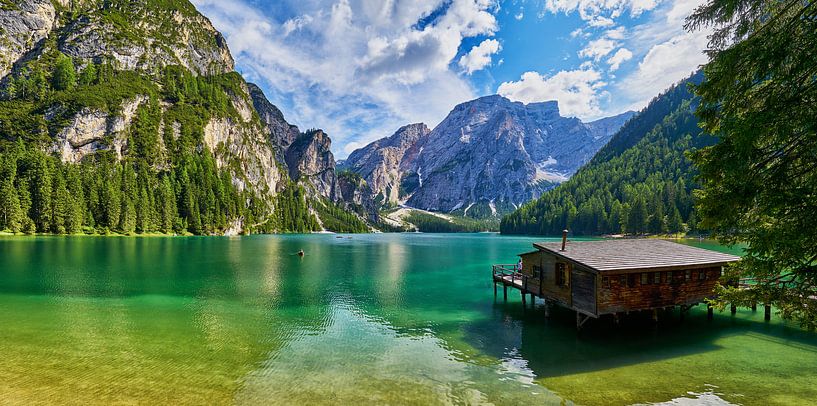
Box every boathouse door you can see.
[571,268,596,315]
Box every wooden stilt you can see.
[493,282,497,297]
[521,291,526,307]
[503,285,507,301]
[731,304,737,315]
[707,304,713,320]
[765,304,771,321]
[543,299,550,318]
[530,293,535,306]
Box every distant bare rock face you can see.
[58,3,234,75]
[285,129,341,201]
[248,83,300,162]
[336,172,380,223]
[341,123,430,206]
[344,95,634,216]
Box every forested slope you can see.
[0,0,367,235]
[500,72,714,236]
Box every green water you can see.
[0,234,815,405]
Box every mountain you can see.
[0,0,371,235]
[342,95,634,217]
[341,123,430,207]
[500,71,711,236]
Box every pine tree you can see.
[52,53,77,92]
[628,197,647,235]
[79,62,97,86]
[50,165,70,234]
[667,206,684,235]
[29,152,52,232]
[0,179,22,232]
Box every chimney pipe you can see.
[561,229,568,251]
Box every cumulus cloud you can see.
[497,68,606,118]
[543,0,660,20]
[458,39,501,74]
[192,0,499,157]
[538,0,712,115]
[616,31,709,107]
[578,37,617,60]
[606,48,633,71]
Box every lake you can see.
[1,234,815,405]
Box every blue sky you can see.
[191,0,711,158]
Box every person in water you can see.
[297,250,304,257]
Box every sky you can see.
[190,0,712,158]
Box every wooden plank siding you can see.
[520,251,572,307]
[571,268,596,315]
[597,267,722,314]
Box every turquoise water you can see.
[0,234,815,405]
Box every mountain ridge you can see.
[342,94,634,217]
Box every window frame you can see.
[555,263,567,287]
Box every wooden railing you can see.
[492,264,528,289]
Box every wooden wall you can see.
[597,267,722,314]
[520,251,573,307]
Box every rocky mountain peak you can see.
[344,94,635,217]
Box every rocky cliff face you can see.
[341,123,430,206]
[248,83,299,162]
[0,0,57,78]
[344,95,634,216]
[285,129,340,201]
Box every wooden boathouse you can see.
[493,235,741,329]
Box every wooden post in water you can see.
[731,304,737,315]
[707,304,714,320]
[503,285,507,301]
[765,304,771,321]
[493,282,497,297]
[543,299,550,318]
[530,293,535,307]
[521,290,526,307]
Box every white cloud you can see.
[616,30,708,107]
[606,47,633,71]
[192,0,500,158]
[578,37,617,60]
[543,0,660,21]
[497,68,606,119]
[459,39,501,74]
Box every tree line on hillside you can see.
[501,77,713,236]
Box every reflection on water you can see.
[0,234,814,405]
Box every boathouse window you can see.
[641,272,649,285]
[602,276,610,288]
[532,265,542,279]
[685,270,691,281]
[653,272,661,284]
[620,275,627,287]
[698,270,707,281]
[555,263,567,287]
[627,274,636,287]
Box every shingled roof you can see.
[532,239,741,272]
